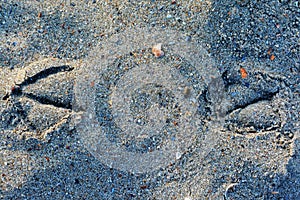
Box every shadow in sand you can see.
[0,1,103,69]
[204,0,299,74]
[2,123,194,199]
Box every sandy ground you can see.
[0,0,299,199]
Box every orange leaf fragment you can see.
[240,67,248,79]
[267,47,272,55]
[270,54,275,61]
[90,81,95,87]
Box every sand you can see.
[0,0,299,199]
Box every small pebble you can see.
[152,43,164,58]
